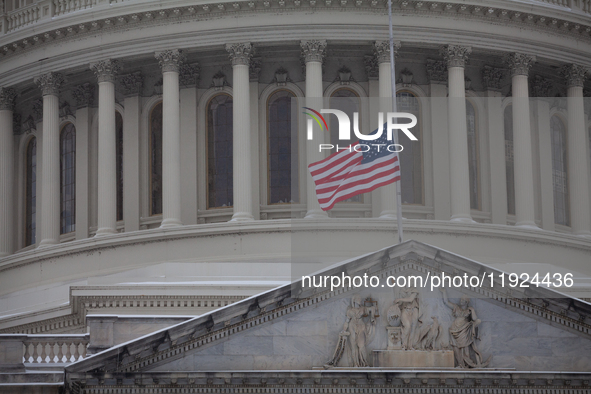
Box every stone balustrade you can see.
[0,334,89,370]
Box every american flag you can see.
[308,124,400,211]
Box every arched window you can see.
[207,94,233,209]
[116,111,123,221]
[551,115,569,226]
[150,102,163,216]
[60,123,76,234]
[396,91,423,205]
[466,100,480,210]
[330,88,362,203]
[504,105,515,216]
[268,90,298,204]
[25,138,37,246]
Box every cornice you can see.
[1,0,591,71]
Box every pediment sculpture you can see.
[324,287,491,369]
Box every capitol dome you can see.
[1,0,591,392]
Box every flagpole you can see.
[388,0,404,244]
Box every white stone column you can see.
[91,59,121,236]
[427,61,451,220]
[562,64,591,236]
[301,39,329,219]
[155,50,184,227]
[226,43,255,221]
[441,45,473,222]
[71,83,95,240]
[34,72,64,247]
[374,41,400,219]
[120,72,143,232]
[505,53,537,228]
[482,66,508,225]
[179,64,199,225]
[0,88,17,256]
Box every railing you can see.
[53,0,100,17]
[6,3,41,32]
[23,334,89,364]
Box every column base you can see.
[0,252,11,258]
[450,214,475,223]
[37,238,58,248]
[231,212,254,222]
[160,218,183,228]
[95,227,117,236]
[515,221,539,229]
[304,209,329,219]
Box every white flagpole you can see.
[388,0,404,244]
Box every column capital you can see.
[530,75,553,97]
[179,63,201,87]
[72,83,95,108]
[560,63,590,88]
[226,43,254,66]
[155,49,185,73]
[34,72,64,96]
[440,45,471,68]
[119,71,143,96]
[504,53,536,77]
[482,65,505,90]
[0,87,17,111]
[300,40,327,63]
[90,59,122,83]
[373,40,401,64]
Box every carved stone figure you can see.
[417,316,442,351]
[441,289,491,368]
[389,287,421,350]
[325,295,377,368]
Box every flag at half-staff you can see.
[308,124,400,211]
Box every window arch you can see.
[504,105,515,216]
[329,88,362,203]
[60,123,76,234]
[551,115,569,226]
[207,94,233,209]
[268,90,298,205]
[466,99,480,210]
[116,111,123,221]
[25,137,37,246]
[396,91,423,205]
[149,102,163,216]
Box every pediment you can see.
[67,240,591,376]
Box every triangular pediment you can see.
[66,240,591,376]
